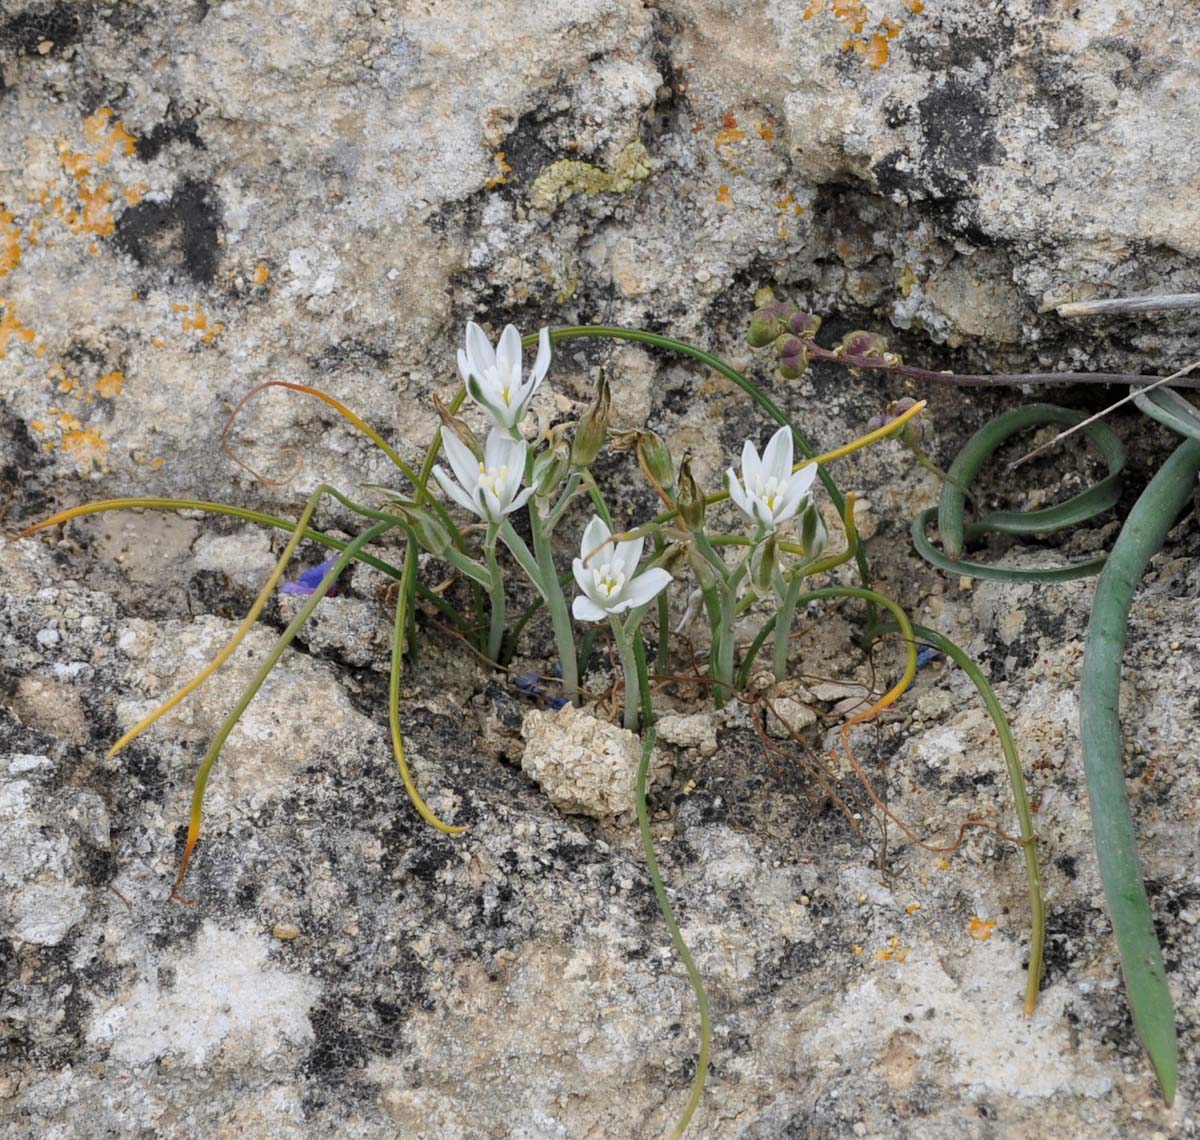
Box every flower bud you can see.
[532,442,571,497]
[796,501,827,564]
[570,372,610,467]
[866,397,924,443]
[676,457,706,531]
[402,508,453,556]
[839,330,889,359]
[636,430,675,495]
[750,532,779,595]
[788,310,822,339]
[776,339,810,381]
[433,394,483,460]
[747,299,794,348]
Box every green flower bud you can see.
[637,430,675,495]
[402,507,453,556]
[570,372,611,468]
[751,532,779,595]
[777,339,810,381]
[532,442,571,497]
[796,502,827,564]
[748,299,793,348]
[677,457,706,531]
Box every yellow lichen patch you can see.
[483,150,512,190]
[715,112,746,149]
[123,183,148,206]
[151,335,166,348]
[905,0,924,12]
[253,263,270,286]
[905,902,920,915]
[968,916,996,942]
[802,0,823,17]
[832,0,870,35]
[864,33,889,69]
[83,108,137,163]
[2,207,22,277]
[755,121,775,141]
[716,184,732,206]
[852,943,864,957]
[934,857,951,871]
[66,182,117,237]
[0,297,37,359]
[180,306,207,331]
[96,370,124,398]
[57,144,92,180]
[875,936,911,963]
[200,322,225,344]
[60,427,109,472]
[530,141,650,212]
[880,16,903,37]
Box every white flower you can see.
[571,516,672,622]
[725,425,817,532]
[458,321,551,432]
[433,428,534,524]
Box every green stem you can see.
[610,616,641,731]
[631,635,711,1138]
[483,526,506,662]
[772,574,804,682]
[1079,439,1200,1105]
[653,531,671,676]
[528,503,581,704]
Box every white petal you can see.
[617,567,672,610]
[572,594,610,622]
[788,461,818,498]
[479,483,502,522]
[726,469,753,520]
[496,325,523,382]
[761,425,793,482]
[457,347,475,386]
[433,466,481,517]
[507,486,535,515]
[442,430,480,490]
[615,534,645,582]
[579,515,611,567]
[465,321,496,371]
[741,438,761,486]
[571,557,593,596]
[751,497,776,530]
[530,326,552,384]
[466,374,512,428]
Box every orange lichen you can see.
[57,144,92,180]
[253,263,270,286]
[832,0,869,35]
[905,902,920,915]
[96,370,125,398]
[864,33,889,68]
[83,108,136,163]
[2,207,22,277]
[151,336,166,348]
[181,307,208,332]
[0,297,37,359]
[905,0,924,12]
[935,857,951,871]
[60,427,109,471]
[715,112,746,148]
[484,150,512,190]
[754,121,775,141]
[875,936,911,963]
[852,943,864,957]
[802,0,823,17]
[123,183,148,206]
[66,182,117,237]
[880,16,903,37]
[968,916,996,941]
[200,322,225,344]
[716,184,732,206]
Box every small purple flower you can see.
[280,555,343,598]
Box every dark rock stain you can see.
[114,179,222,285]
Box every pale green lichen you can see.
[530,141,650,212]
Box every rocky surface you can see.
[2,0,1199,1136]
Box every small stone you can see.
[36,40,53,55]
[272,923,301,940]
